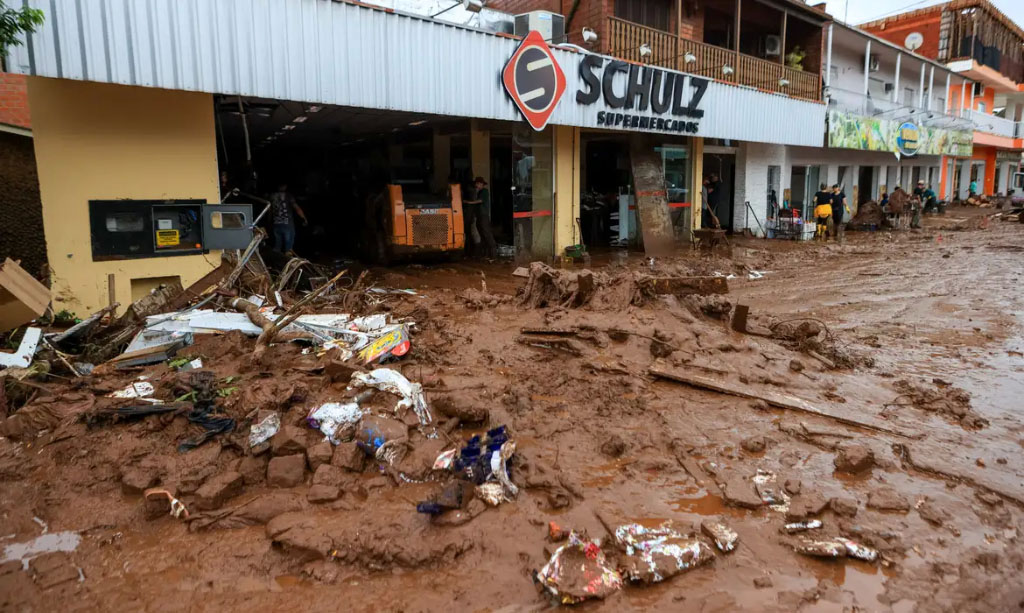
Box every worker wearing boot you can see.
[463,176,497,259]
[813,183,833,241]
[831,184,850,241]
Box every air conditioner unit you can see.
[514,11,566,44]
[868,54,881,72]
[764,35,782,56]
[884,83,894,93]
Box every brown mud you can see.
[2,207,1024,612]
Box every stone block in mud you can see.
[28,552,79,590]
[331,442,366,472]
[307,484,340,504]
[271,425,309,457]
[306,441,334,472]
[916,499,950,526]
[784,479,802,496]
[833,443,875,474]
[266,512,333,561]
[431,395,489,423]
[194,471,244,510]
[312,464,345,488]
[267,454,306,488]
[394,438,453,481]
[238,455,267,485]
[867,486,910,512]
[740,436,766,453]
[325,359,359,383]
[785,492,829,521]
[829,496,859,517]
[121,468,159,494]
[721,475,763,509]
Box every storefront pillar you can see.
[690,137,704,232]
[470,120,490,186]
[553,125,581,256]
[432,129,451,192]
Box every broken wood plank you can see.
[807,350,836,370]
[649,366,919,439]
[520,327,579,336]
[515,335,584,356]
[640,276,729,296]
[105,336,190,369]
[0,258,50,332]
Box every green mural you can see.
[828,110,973,157]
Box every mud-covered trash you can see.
[783,520,822,534]
[614,521,715,583]
[753,469,790,512]
[416,480,474,515]
[432,448,456,470]
[249,411,281,447]
[700,520,739,552]
[108,379,155,399]
[794,537,877,561]
[890,378,987,430]
[794,539,845,558]
[356,325,411,364]
[351,368,431,425]
[535,530,623,604]
[306,402,361,444]
[144,488,190,520]
[548,521,569,542]
[475,482,506,506]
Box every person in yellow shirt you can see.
[812,183,833,240]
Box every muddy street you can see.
[2,218,1024,612]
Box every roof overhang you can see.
[947,60,1022,92]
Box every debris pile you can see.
[889,378,988,429]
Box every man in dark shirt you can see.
[463,176,497,258]
[269,183,307,253]
[830,184,849,240]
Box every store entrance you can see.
[702,152,735,231]
[858,166,874,204]
[579,132,692,250]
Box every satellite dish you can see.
[905,32,924,51]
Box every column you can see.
[553,125,581,255]
[944,73,951,113]
[878,165,888,196]
[825,23,833,87]
[691,137,704,232]
[927,67,935,111]
[958,159,970,198]
[893,53,901,103]
[863,40,872,96]
[432,128,451,193]
[469,120,490,187]
[918,62,926,108]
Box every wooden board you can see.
[0,258,50,332]
[629,135,676,256]
[649,366,919,439]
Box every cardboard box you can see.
[0,258,50,332]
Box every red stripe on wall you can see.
[512,210,553,219]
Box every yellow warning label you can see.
[156,229,180,247]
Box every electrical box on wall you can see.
[89,200,253,261]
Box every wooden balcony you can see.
[607,16,820,102]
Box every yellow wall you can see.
[28,77,221,317]
[553,125,581,255]
[470,120,490,186]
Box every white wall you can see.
[733,142,790,236]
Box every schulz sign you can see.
[503,32,707,134]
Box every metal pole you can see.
[944,72,950,113]
[863,40,871,96]
[918,62,925,108]
[825,23,833,87]
[927,66,934,111]
[893,52,901,104]
[237,97,252,164]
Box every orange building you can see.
[862,0,1024,199]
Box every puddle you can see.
[667,492,747,519]
[1,531,81,568]
[275,574,312,590]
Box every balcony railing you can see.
[606,16,820,101]
[964,109,1018,138]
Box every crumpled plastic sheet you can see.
[350,368,431,425]
[306,402,362,444]
[475,482,506,506]
[536,531,623,604]
[108,379,155,399]
[249,412,281,448]
[614,522,716,584]
[490,440,519,499]
[753,469,790,512]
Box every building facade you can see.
[862,0,1024,198]
[5,0,830,315]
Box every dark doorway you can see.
[703,153,735,230]
[858,166,873,204]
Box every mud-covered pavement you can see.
[2,211,1023,612]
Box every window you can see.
[105,213,145,232]
[211,211,246,229]
[615,0,670,31]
